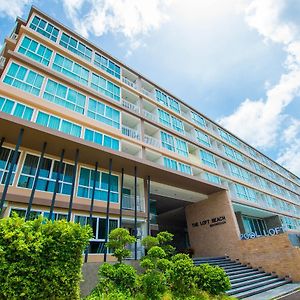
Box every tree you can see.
[106,228,136,263]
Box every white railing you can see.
[0,56,5,68]
[122,126,140,140]
[122,76,137,89]
[141,87,154,99]
[142,109,158,122]
[10,33,18,40]
[122,194,145,212]
[144,135,161,148]
[122,98,140,113]
[185,132,197,142]
[182,111,191,120]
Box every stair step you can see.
[231,274,275,289]
[230,272,271,284]
[222,264,247,271]
[193,259,231,265]
[193,258,230,262]
[194,261,233,267]
[228,277,286,295]
[193,256,228,261]
[232,279,292,299]
[226,267,255,275]
[229,270,264,280]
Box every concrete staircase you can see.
[193,256,293,299]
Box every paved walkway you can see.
[244,283,300,300]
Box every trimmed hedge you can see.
[0,215,92,300]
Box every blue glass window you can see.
[219,128,240,147]
[158,109,184,134]
[161,131,175,152]
[36,111,82,138]
[229,164,250,182]
[171,116,184,134]
[160,131,188,157]
[175,138,188,157]
[94,52,121,79]
[205,172,221,185]
[43,79,86,114]
[18,153,74,195]
[196,130,211,147]
[178,162,192,175]
[235,183,257,202]
[29,15,59,42]
[3,62,44,96]
[18,36,53,66]
[224,145,244,163]
[52,53,89,85]
[191,111,206,128]
[200,150,217,168]
[59,32,92,61]
[87,98,120,129]
[155,90,180,113]
[84,128,120,151]
[163,157,191,175]
[0,147,20,185]
[77,167,119,203]
[158,109,171,127]
[0,97,33,121]
[90,73,120,101]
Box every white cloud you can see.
[0,0,32,19]
[282,118,300,143]
[219,0,300,175]
[62,0,172,53]
[277,139,300,175]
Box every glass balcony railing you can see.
[122,98,140,113]
[122,76,137,89]
[122,194,145,212]
[144,135,161,148]
[122,126,140,140]
[142,109,158,122]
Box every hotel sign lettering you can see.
[240,226,284,240]
[192,216,227,228]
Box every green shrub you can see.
[140,270,167,300]
[0,214,92,299]
[141,235,159,250]
[106,228,136,263]
[168,253,198,297]
[195,264,231,295]
[90,262,138,297]
[141,231,175,258]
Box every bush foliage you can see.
[0,214,92,300]
[86,229,231,300]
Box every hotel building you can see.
[1,6,300,282]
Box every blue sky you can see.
[1,0,300,176]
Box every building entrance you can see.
[150,194,191,252]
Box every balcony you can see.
[144,135,161,148]
[122,98,139,114]
[141,87,154,99]
[122,125,140,140]
[10,33,18,40]
[122,76,137,89]
[122,194,145,212]
[142,109,158,122]
[0,56,5,68]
